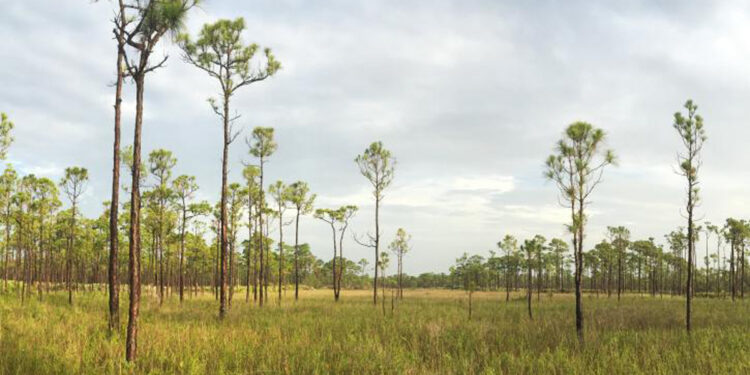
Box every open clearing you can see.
[1,288,748,374]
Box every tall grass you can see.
[1,288,748,374]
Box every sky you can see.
[1,0,749,275]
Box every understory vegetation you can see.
[1,288,748,375]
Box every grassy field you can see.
[1,288,749,374]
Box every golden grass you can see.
[1,287,749,374]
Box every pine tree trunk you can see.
[179,205,186,304]
[277,203,283,303]
[126,73,145,362]
[109,6,123,329]
[373,196,379,305]
[294,209,300,301]
[219,93,230,319]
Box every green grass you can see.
[1,288,749,374]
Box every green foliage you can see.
[59,167,89,203]
[545,121,616,232]
[0,112,14,160]
[133,0,198,41]
[388,228,411,258]
[268,180,289,211]
[673,99,706,183]
[722,218,748,244]
[172,175,198,203]
[355,141,395,197]
[248,127,277,160]
[286,181,315,215]
[148,149,177,185]
[378,251,390,272]
[179,17,280,100]
[453,253,486,292]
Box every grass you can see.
[1,287,749,374]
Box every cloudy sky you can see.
[1,0,749,274]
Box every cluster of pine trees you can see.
[0,0,420,363]
[450,224,747,300]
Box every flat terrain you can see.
[1,288,749,374]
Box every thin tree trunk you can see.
[179,204,186,304]
[505,261,510,302]
[294,209,300,300]
[2,205,9,292]
[158,209,164,306]
[731,240,735,301]
[373,196,379,305]
[219,93,230,318]
[258,159,265,307]
[108,2,124,330]
[617,251,622,302]
[685,195,695,333]
[575,186,584,344]
[68,201,76,305]
[253,207,259,303]
[229,234,234,307]
[527,250,533,320]
[337,223,345,299]
[126,73,145,362]
[277,203,283,303]
[331,222,338,301]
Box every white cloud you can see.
[0,0,747,273]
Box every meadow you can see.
[1,288,749,375]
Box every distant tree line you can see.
[447,225,746,300]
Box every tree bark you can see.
[373,196,379,305]
[258,158,265,307]
[68,200,76,305]
[179,201,186,303]
[108,0,125,332]
[277,202,283,303]
[527,250,533,320]
[126,73,144,362]
[251,201,255,302]
[730,239,735,301]
[3,200,10,292]
[294,209,300,300]
[330,222,338,301]
[219,93,230,319]
[685,187,695,333]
